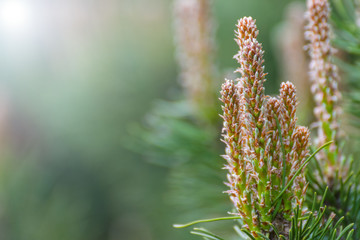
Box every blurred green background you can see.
[0,0,302,239]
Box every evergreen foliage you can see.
[135,0,360,239]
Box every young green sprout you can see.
[220,17,310,238]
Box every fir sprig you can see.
[220,17,311,238]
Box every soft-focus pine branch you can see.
[174,0,219,124]
[274,2,314,125]
[305,0,345,186]
[128,0,231,234]
[304,0,360,239]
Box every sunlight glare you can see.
[0,1,33,35]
